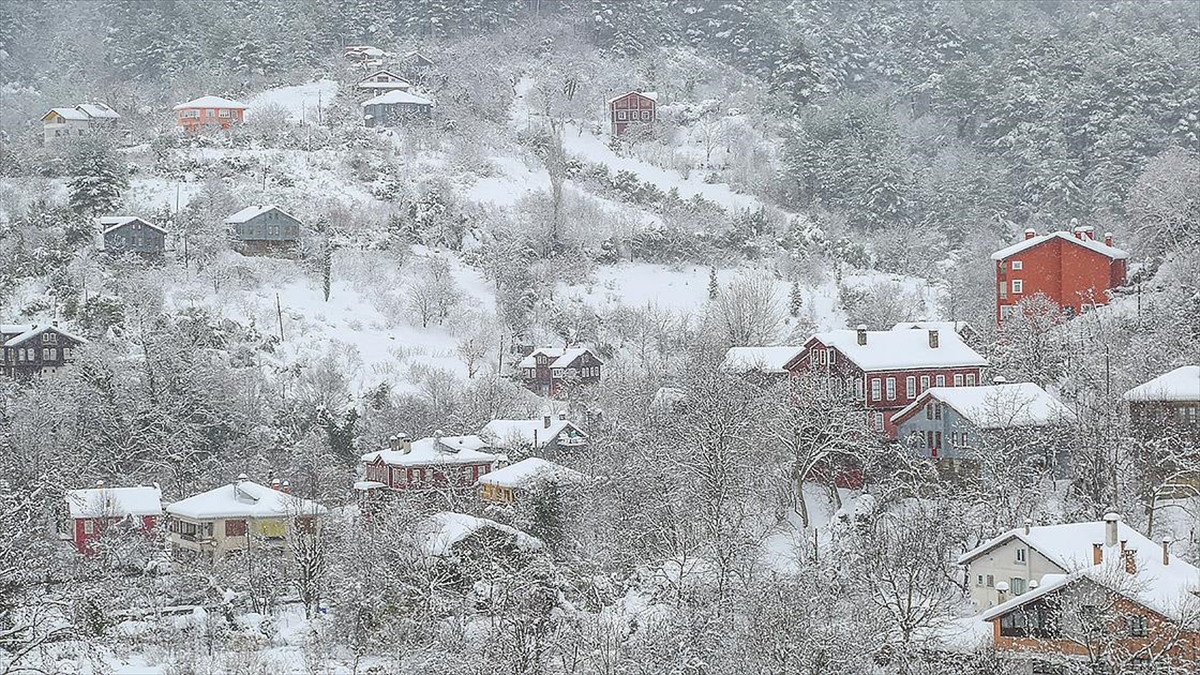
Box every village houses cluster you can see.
[10,45,1198,673]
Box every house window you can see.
[1011,261,1023,270]
[999,282,1007,299]
[905,376,915,398]
[827,349,836,365]
[1016,548,1026,564]
[1012,279,1023,294]
[83,520,94,534]
[934,431,942,448]
[885,378,896,400]
[42,333,57,343]
[206,109,214,117]
[966,373,976,386]
[1126,615,1148,638]
[976,575,983,586]
[855,378,864,400]
[818,350,826,365]
[225,520,248,536]
[873,412,883,429]
[920,375,930,392]
[936,375,946,387]
[962,431,970,445]
[640,110,651,121]
[42,348,56,360]
[934,404,942,420]
[218,109,231,118]
[926,404,933,420]
[870,378,881,401]
[953,374,964,387]
[986,575,994,587]
[616,111,627,121]
[1011,577,1026,595]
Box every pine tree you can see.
[708,267,719,300]
[68,139,128,216]
[789,281,803,317]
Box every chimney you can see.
[271,478,281,491]
[1074,229,1084,240]
[1024,228,1036,240]
[52,320,59,327]
[1122,549,1137,575]
[558,410,567,421]
[1029,579,1039,590]
[1083,226,1095,240]
[281,480,291,494]
[856,324,867,346]
[996,581,1010,603]
[1104,232,1113,247]
[1162,538,1171,566]
[95,480,105,489]
[993,375,1008,384]
[928,329,939,349]
[543,414,552,429]
[236,472,248,484]
[388,435,400,451]
[1023,518,1032,535]
[1093,543,1103,565]
[398,433,411,454]
[1104,512,1120,547]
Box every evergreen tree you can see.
[67,139,128,217]
[708,267,719,300]
[789,281,803,317]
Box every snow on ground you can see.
[247,79,339,123]
[759,483,859,574]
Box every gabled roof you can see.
[359,434,504,467]
[974,521,1200,623]
[166,480,327,520]
[1123,366,1200,403]
[42,107,91,121]
[173,95,248,111]
[419,512,542,557]
[66,486,162,518]
[361,90,433,107]
[76,103,120,119]
[607,90,658,104]
[990,231,1129,261]
[890,383,1076,429]
[476,458,585,490]
[480,417,587,449]
[356,70,411,87]
[802,329,988,372]
[223,204,301,225]
[98,216,166,234]
[892,321,975,335]
[517,347,600,369]
[2,323,88,347]
[721,346,805,375]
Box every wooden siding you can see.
[104,221,165,254]
[363,101,433,127]
[0,328,86,380]
[232,210,302,243]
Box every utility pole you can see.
[275,293,285,342]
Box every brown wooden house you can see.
[608,91,657,137]
[517,347,602,397]
[1,322,87,379]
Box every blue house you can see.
[98,216,166,256]
[361,90,434,128]
[890,380,1077,479]
[224,205,303,255]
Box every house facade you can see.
[890,381,1076,478]
[358,434,505,493]
[477,457,584,504]
[41,103,121,143]
[479,413,588,456]
[991,227,1129,324]
[173,95,248,133]
[969,515,1200,671]
[517,347,603,397]
[786,327,989,438]
[1,323,87,379]
[355,69,412,98]
[1123,366,1200,441]
[62,485,162,555]
[361,90,433,127]
[224,205,303,255]
[165,476,325,560]
[608,91,657,136]
[99,216,166,255]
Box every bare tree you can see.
[710,272,783,347]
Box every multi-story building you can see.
[173,95,248,133]
[1,322,87,379]
[516,347,603,397]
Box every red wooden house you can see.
[62,485,162,555]
[173,95,248,133]
[516,347,603,397]
[357,433,506,496]
[785,326,989,438]
[991,226,1128,324]
[608,91,657,137]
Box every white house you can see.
[479,412,588,453]
[476,457,585,504]
[41,103,121,143]
[165,475,326,559]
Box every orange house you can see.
[173,95,248,133]
[991,226,1128,324]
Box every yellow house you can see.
[165,475,327,560]
[477,458,584,504]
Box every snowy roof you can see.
[346,46,387,57]
[67,486,162,518]
[166,480,327,520]
[419,512,543,557]
[890,383,1076,429]
[43,107,91,121]
[2,323,88,347]
[98,216,166,234]
[721,346,805,374]
[76,103,120,119]
[977,526,1200,622]
[223,204,300,224]
[807,329,988,372]
[357,70,410,86]
[990,231,1129,261]
[360,434,504,467]
[477,458,585,490]
[173,95,249,111]
[360,90,433,107]
[480,418,587,449]
[1123,366,1200,403]
[892,321,975,335]
[517,346,599,369]
[607,90,658,104]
